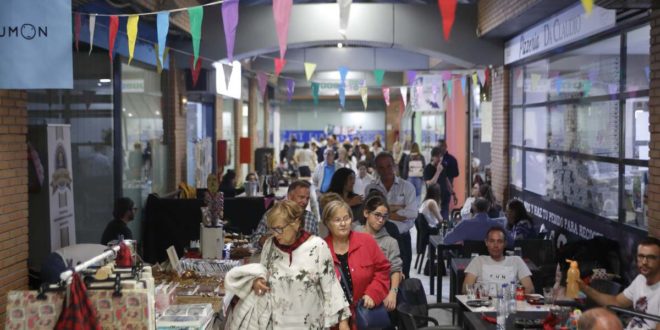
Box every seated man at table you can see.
[443,198,513,248]
[578,237,660,330]
[250,180,319,249]
[462,226,535,294]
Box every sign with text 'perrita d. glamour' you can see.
[504,3,615,64]
[0,0,73,89]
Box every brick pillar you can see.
[233,99,243,181]
[248,78,258,173]
[386,100,403,150]
[0,90,29,324]
[164,60,186,191]
[490,66,510,204]
[648,9,660,238]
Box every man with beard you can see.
[579,237,660,330]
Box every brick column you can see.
[0,90,29,324]
[490,66,510,204]
[648,9,660,238]
[163,60,187,191]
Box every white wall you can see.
[280,109,385,131]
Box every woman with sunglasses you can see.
[251,200,351,329]
[323,200,390,330]
[355,195,403,313]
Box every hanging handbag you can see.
[338,265,391,329]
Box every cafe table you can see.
[449,258,540,302]
[463,311,550,330]
[455,295,551,313]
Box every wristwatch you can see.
[390,287,399,293]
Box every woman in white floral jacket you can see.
[251,200,351,329]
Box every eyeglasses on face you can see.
[370,211,389,220]
[636,254,659,262]
[268,222,293,235]
[330,215,352,225]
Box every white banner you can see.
[0,0,73,89]
[47,124,76,251]
[504,4,615,64]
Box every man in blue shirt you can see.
[444,198,513,248]
[312,148,338,194]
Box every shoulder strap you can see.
[338,265,354,303]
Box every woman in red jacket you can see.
[323,200,391,330]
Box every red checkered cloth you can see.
[55,272,101,330]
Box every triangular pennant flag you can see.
[581,0,593,15]
[286,79,295,102]
[190,56,202,87]
[311,82,320,105]
[644,66,650,82]
[222,0,239,61]
[339,84,346,108]
[484,68,490,86]
[407,70,417,86]
[304,62,317,81]
[582,80,592,97]
[360,86,368,110]
[338,0,352,38]
[477,69,486,86]
[472,72,479,86]
[74,13,81,52]
[273,0,293,59]
[438,0,458,41]
[108,16,119,61]
[446,80,453,97]
[555,77,562,94]
[274,58,286,76]
[257,72,268,97]
[127,15,139,64]
[157,12,169,66]
[441,71,451,81]
[460,76,467,96]
[373,69,385,87]
[400,86,408,107]
[382,87,390,106]
[88,15,96,55]
[339,66,349,84]
[188,6,204,65]
[155,45,170,74]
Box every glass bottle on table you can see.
[496,292,507,330]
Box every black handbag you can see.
[338,265,391,329]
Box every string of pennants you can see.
[72,0,578,110]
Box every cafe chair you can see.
[397,278,462,329]
[415,213,437,274]
[460,240,488,257]
[585,279,622,309]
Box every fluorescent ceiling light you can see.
[99,79,111,83]
[337,43,343,48]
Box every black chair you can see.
[514,239,556,266]
[586,279,622,309]
[397,278,461,330]
[415,213,435,274]
[460,240,488,257]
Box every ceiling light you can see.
[127,113,133,117]
[97,83,102,86]
[155,111,161,115]
[337,43,343,48]
[122,108,126,112]
[99,78,111,83]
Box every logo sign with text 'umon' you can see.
[0,0,72,89]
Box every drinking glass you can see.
[465,283,476,300]
[543,287,555,305]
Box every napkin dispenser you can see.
[200,224,224,259]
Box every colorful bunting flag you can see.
[257,72,268,98]
[155,46,170,73]
[581,0,593,15]
[127,15,139,64]
[339,84,346,108]
[477,69,486,86]
[222,0,239,61]
[157,12,169,66]
[582,80,591,97]
[311,82,320,105]
[360,86,368,110]
[190,56,202,87]
[382,87,390,106]
[88,15,96,55]
[286,79,295,102]
[74,13,81,52]
[274,58,286,76]
[373,69,385,87]
[273,0,293,59]
[304,62,317,81]
[484,68,490,86]
[407,70,417,86]
[339,66,349,85]
[460,76,466,96]
[108,16,119,61]
[188,6,204,65]
[438,0,457,41]
[472,72,478,87]
[400,86,408,107]
[441,71,451,81]
[338,0,352,38]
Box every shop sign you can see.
[122,79,145,93]
[504,4,615,64]
[0,0,72,89]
